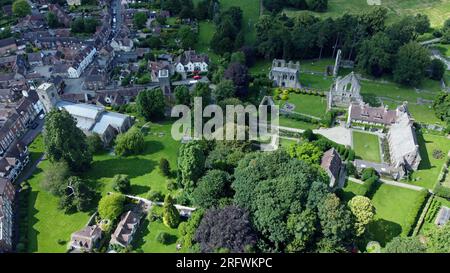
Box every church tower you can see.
[36,82,60,113]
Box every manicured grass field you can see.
[277,93,328,118]
[279,137,300,149]
[352,131,381,163]
[283,0,450,27]
[339,179,368,202]
[366,184,427,246]
[300,73,334,90]
[411,133,450,189]
[24,120,181,252]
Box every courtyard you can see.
[352,131,382,163]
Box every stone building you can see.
[69,225,102,252]
[0,178,15,252]
[320,148,345,188]
[269,59,301,89]
[386,104,421,176]
[351,103,421,180]
[328,72,362,109]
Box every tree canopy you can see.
[44,109,92,172]
[195,206,257,253]
[136,88,166,121]
[98,193,125,221]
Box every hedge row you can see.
[403,189,428,236]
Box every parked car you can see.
[39,114,45,120]
[31,122,38,129]
[193,75,201,80]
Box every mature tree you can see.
[177,141,206,191]
[356,32,392,77]
[114,127,145,156]
[174,85,191,106]
[306,0,328,12]
[433,92,450,125]
[348,196,376,236]
[111,174,131,194]
[210,7,243,54]
[287,142,323,165]
[178,26,197,49]
[59,176,96,213]
[159,158,171,177]
[44,109,92,172]
[223,62,250,97]
[425,223,450,253]
[87,133,103,154]
[133,12,147,29]
[195,206,257,253]
[98,193,125,221]
[230,51,246,64]
[393,42,431,86]
[83,18,99,33]
[384,236,426,253]
[385,16,418,50]
[41,161,70,196]
[205,141,251,172]
[191,82,211,104]
[232,151,340,252]
[429,59,445,80]
[46,12,60,28]
[163,195,181,228]
[414,14,430,35]
[213,79,235,102]
[317,193,355,248]
[12,0,31,17]
[192,169,231,208]
[136,88,166,121]
[286,208,317,252]
[178,209,204,251]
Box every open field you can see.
[366,184,427,246]
[353,131,381,163]
[411,133,450,189]
[283,0,450,27]
[24,120,181,252]
[339,179,368,202]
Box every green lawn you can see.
[300,58,335,73]
[352,131,381,163]
[279,116,320,130]
[366,184,427,246]
[24,120,181,252]
[411,133,450,189]
[384,102,444,126]
[277,93,328,118]
[283,0,450,27]
[339,179,368,202]
[300,73,334,90]
[279,138,300,149]
[195,21,219,62]
[133,220,180,253]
